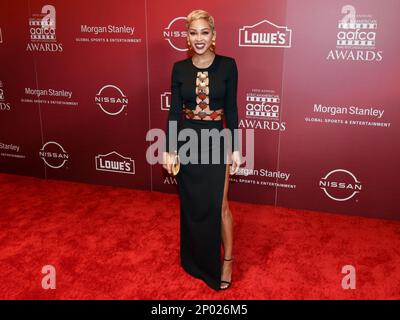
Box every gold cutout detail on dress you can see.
[184,71,223,121]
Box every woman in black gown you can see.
[163,9,241,291]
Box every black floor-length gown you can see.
[166,53,239,291]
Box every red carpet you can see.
[0,172,399,299]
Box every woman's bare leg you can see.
[221,163,233,288]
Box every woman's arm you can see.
[224,58,240,153]
[163,62,183,174]
[224,58,242,174]
[166,62,183,153]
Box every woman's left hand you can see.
[230,151,242,175]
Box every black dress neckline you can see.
[190,54,218,70]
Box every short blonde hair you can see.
[186,9,215,33]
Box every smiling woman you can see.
[162,9,242,291]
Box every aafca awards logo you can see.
[239,19,292,48]
[39,141,69,169]
[319,169,362,201]
[161,92,171,111]
[27,5,63,52]
[163,17,188,51]
[0,80,11,111]
[95,151,135,175]
[240,91,286,131]
[327,5,382,62]
[95,85,129,116]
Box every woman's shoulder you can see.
[171,54,236,71]
[217,54,235,62]
[173,57,191,67]
[216,54,237,69]
[170,57,190,74]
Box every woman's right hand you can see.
[162,151,174,175]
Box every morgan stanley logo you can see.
[161,92,171,111]
[95,151,135,175]
[163,17,188,51]
[319,169,362,201]
[95,85,128,116]
[239,19,292,48]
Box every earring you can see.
[187,41,191,50]
[210,40,216,51]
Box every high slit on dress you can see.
[166,54,239,291]
[176,118,227,290]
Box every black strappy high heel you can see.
[220,257,233,290]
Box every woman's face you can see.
[187,18,216,55]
